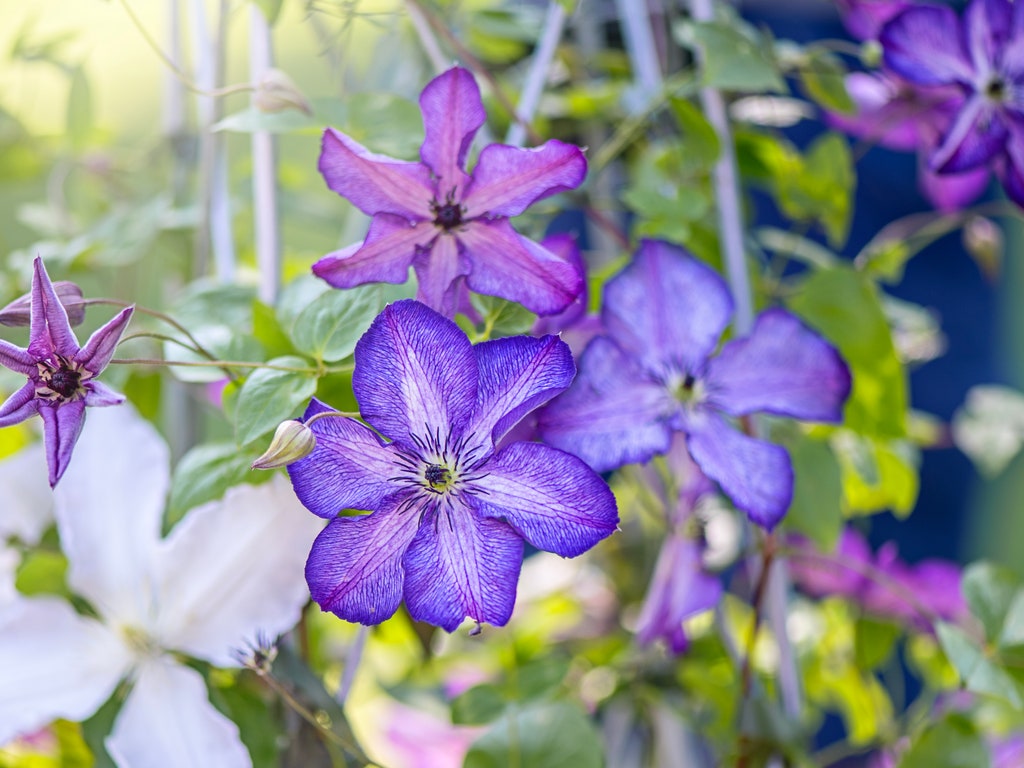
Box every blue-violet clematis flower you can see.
[314,66,586,317]
[0,257,133,486]
[879,0,1024,205]
[538,240,851,530]
[287,299,618,631]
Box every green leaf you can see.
[252,0,284,25]
[463,702,603,768]
[936,622,1023,708]
[668,97,720,168]
[680,19,784,92]
[998,590,1024,648]
[289,285,381,363]
[898,713,990,768]
[788,266,907,438]
[451,683,508,726]
[15,550,69,598]
[798,47,854,113]
[962,562,1022,643]
[952,386,1024,477]
[168,442,265,520]
[833,432,919,517]
[780,433,843,550]
[214,105,316,134]
[855,617,901,670]
[511,656,570,701]
[234,356,318,446]
[208,676,282,768]
[805,133,854,247]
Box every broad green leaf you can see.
[53,719,93,768]
[936,622,1023,708]
[898,713,989,768]
[780,432,843,550]
[168,442,266,520]
[962,562,1021,643]
[234,356,318,446]
[798,47,854,114]
[510,656,570,701]
[277,275,330,330]
[15,550,69,598]
[998,590,1024,648]
[804,133,854,247]
[214,105,316,134]
[833,432,919,517]
[952,386,1024,477]
[680,19,784,92]
[855,617,901,670]
[668,97,720,169]
[290,285,381,363]
[463,702,603,768]
[788,267,907,438]
[451,684,508,726]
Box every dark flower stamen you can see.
[48,366,83,399]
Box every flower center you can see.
[36,356,86,401]
[431,189,465,231]
[424,463,454,491]
[985,76,1006,102]
[672,373,703,405]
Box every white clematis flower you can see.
[0,405,323,766]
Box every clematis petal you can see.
[411,233,471,317]
[999,130,1024,207]
[930,95,1007,172]
[469,334,575,448]
[0,597,132,744]
[473,441,618,557]
[705,308,851,422]
[825,73,922,151]
[29,257,80,360]
[0,382,39,428]
[602,240,733,378]
[38,400,86,487]
[418,67,485,197]
[0,443,52,544]
[538,336,677,472]
[352,299,478,445]
[0,338,36,374]
[153,477,322,667]
[318,127,435,220]
[53,404,168,624]
[106,658,251,768]
[462,140,587,218]
[82,380,128,408]
[836,0,912,41]
[531,233,588,335]
[918,155,991,211]
[305,497,421,625]
[684,409,793,529]
[312,213,432,290]
[74,306,134,374]
[963,0,1012,73]
[403,505,523,631]
[459,219,582,316]
[288,399,399,518]
[880,5,974,86]
[635,533,722,653]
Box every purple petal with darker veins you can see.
[880,6,974,86]
[635,533,722,653]
[531,234,588,335]
[403,505,523,631]
[0,338,36,375]
[473,441,618,557]
[287,399,400,518]
[418,67,484,198]
[313,214,432,290]
[411,233,470,317]
[705,308,851,422]
[30,257,80,360]
[459,220,582,316]
[538,336,677,472]
[603,240,733,378]
[0,383,39,427]
[964,0,1012,73]
[918,154,990,211]
[75,306,133,374]
[684,408,793,529]
[462,140,587,218]
[39,400,87,487]
[470,334,575,449]
[82,381,126,408]
[353,300,478,446]
[305,498,420,625]
[318,128,435,220]
[931,96,1008,172]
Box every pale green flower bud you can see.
[251,420,316,470]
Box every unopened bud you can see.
[963,216,1003,281]
[251,420,316,470]
[254,69,312,115]
[0,281,86,327]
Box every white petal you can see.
[106,657,251,768]
[0,443,53,544]
[0,597,132,744]
[0,545,20,607]
[53,404,169,625]
[154,476,322,667]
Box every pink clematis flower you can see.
[314,67,586,317]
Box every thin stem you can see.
[505,1,567,148]
[404,1,449,74]
[337,625,369,705]
[110,357,320,374]
[84,299,221,365]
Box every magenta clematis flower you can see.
[314,66,586,317]
[287,299,618,631]
[0,257,133,486]
[879,0,1024,205]
[835,0,912,41]
[538,240,851,530]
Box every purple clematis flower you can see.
[287,299,618,631]
[314,66,586,317]
[538,240,851,530]
[0,257,133,486]
[879,0,1024,204]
